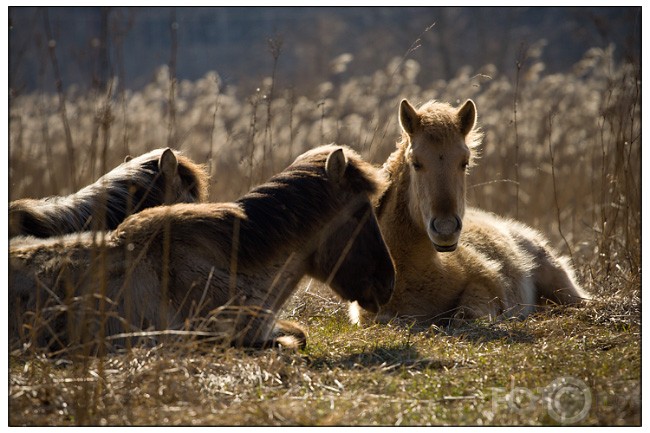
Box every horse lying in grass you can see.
[349,98,588,326]
[9,147,209,238]
[10,145,395,351]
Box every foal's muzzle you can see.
[429,215,462,252]
[357,271,395,313]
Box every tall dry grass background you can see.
[10,42,640,289]
[8,18,640,426]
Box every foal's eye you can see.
[411,161,423,171]
[461,161,469,171]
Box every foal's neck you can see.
[378,147,437,258]
[233,178,344,312]
[235,175,337,267]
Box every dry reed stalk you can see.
[42,7,77,190]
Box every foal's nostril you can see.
[455,215,463,232]
[431,216,461,236]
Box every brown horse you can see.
[9,148,209,238]
[10,145,395,351]
[349,99,587,326]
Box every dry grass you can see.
[8,38,640,426]
[9,280,640,426]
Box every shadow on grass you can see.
[308,344,456,372]
[437,322,536,344]
[384,316,537,345]
[306,317,538,372]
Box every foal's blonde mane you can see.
[385,99,484,177]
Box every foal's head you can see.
[297,146,395,313]
[398,99,481,252]
[122,147,209,207]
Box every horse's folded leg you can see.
[227,314,307,350]
[448,288,503,327]
[272,319,308,350]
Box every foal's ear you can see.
[159,148,178,177]
[325,148,347,183]
[458,99,477,136]
[399,99,419,135]
[124,155,133,163]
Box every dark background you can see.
[8,6,640,97]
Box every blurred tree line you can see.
[9,6,640,97]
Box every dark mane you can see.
[234,144,385,264]
[9,148,208,238]
[131,145,385,270]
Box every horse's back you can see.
[463,207,536,275]
[9,198,82,238]
[9,148,209,239]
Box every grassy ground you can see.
[9,273,640,426]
